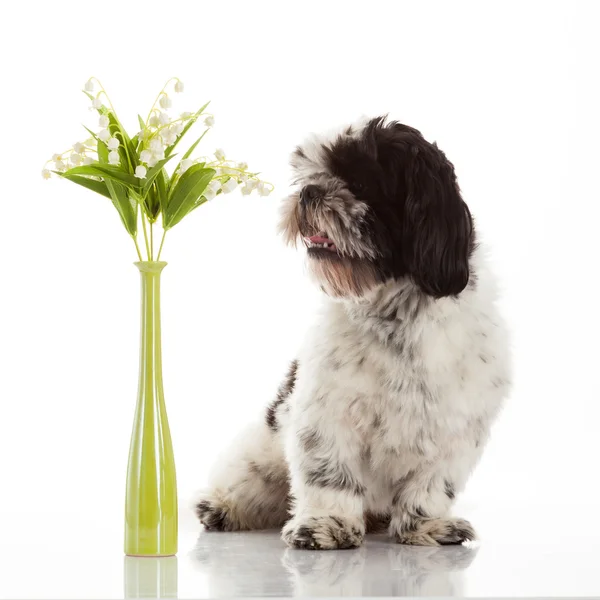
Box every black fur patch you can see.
[304,458,366,496]
[444,480,456,500]
[266,360,298,431]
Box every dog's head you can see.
[278,116,474,299]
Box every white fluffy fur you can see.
[195,118,511,549]
[196,244,510,548]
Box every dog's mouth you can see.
[304,234,338,255]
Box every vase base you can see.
[125,553,176,558]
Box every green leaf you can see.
[181,128,209,161]
[97,140,137,235]
[66,164,140,188]
[138,114,146,130]
[165,101,210,158]
[142,155,177,194]
[107,113,137,173]
[155,169,169,215]
[163,166,215,229]
[56,173,112,200]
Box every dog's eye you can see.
[349,181,366,195]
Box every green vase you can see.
[125,261,178,556]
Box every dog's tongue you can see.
[308,235,333,244]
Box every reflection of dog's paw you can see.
[282,515,364,550]
[395,517,476,546]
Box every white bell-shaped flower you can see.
[92,98,103,109]
[140,149,152,164]
[204,115,215,127]
[174,80,184,93]
[149,138,163,153]
[73,142,86,154]
[236,161,248,171]
[41,169,52,180]
[147,155,159,168]
[99,115,110,128]
[135,166,147,179]
[108,150,120,165]
[221,178,238,194]
[149,114,160,128]
[257,182,271,196]
[70,153,83,165]
[83,156,94,165]
[98,129,111,142]
[107,137,120,150]
[214,148,226,161]
[54,159,66,171]
[84,79,94,92]
[159,95,172,109]
[158,112,170,126]
[179,158,194,173]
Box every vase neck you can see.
[135,261,167,275]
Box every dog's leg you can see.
[389,467,476,546]
[195,419,290,531]
[282,419,366,550]
[195,361,298,531]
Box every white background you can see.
[1,0,599,597]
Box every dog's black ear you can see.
[403,145,473,297]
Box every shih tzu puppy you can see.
[196,116,510,549]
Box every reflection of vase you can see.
[125,261,177,556]
[124,556,178,598]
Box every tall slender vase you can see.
[125,261,178,556]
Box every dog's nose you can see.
[300,184,321,206]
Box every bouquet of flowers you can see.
[44,78,272,557]
[43,77,272,260]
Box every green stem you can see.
[150,222,154,261]
[156,230,167,261]
[133,235,143,261]
[141,214,151,260]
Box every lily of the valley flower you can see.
[204,115,215,127]
[73,142,86,154]
[257,182,271,196]
[140,149,152,164]
[161,129,177,146]
[54,159,66,171]
[99,115,110,128]
[236,161,248,171]
[70,153,83,166]
[83,156,94,165]
[42,169,51,179]
[135,166,147,179]
[159,95,172,109]
[158,112,170,126]
[92,98,103,109]
[149,138,163,154]
[174,80,184,93]
[98,129,111,142]
[204,179,222,201]
[107,137,120,150]
[84,79,94,92]
[221,178,238,194]
[108,150,120,165]
[179,158,194,173]
[149,114,160,128]
[214,148,226,161]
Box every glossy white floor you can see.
[1,499,599,598]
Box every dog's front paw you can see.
[282,515,364,550]
[394,517,476,546]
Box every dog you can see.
[195,116,510,549]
